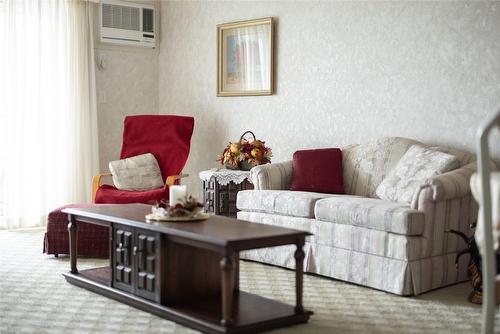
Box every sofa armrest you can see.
[410,163,477,208]
[410,163,481,258]
[250,160,293,190]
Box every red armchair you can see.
[92,115,194,204]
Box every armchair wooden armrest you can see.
[92,173,112,203]
[165,174,189,188]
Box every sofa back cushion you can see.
[342,137,420,197]
[427,145,474,166]
[290,148,345,194]
[342,137,474,198]
[375,145,460,203]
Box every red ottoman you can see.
[43,204,109,258]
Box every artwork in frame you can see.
[217,17,275,97]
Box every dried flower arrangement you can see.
[154,195,204,217]
[217,131,272,170]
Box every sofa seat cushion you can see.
[314,196,425,236]
[237,190,337,218]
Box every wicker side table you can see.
[199,169,254,217]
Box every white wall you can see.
[158,1,500,197]
[94,1,159,172]
[95,49,159,171]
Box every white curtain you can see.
[0,0,99,229]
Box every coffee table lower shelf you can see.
[63,267,312,334]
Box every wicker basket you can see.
[223,131,259,171]
[239,160,255,171]
[224,162,240,170]
[238,131,257,171]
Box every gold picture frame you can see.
[217,17,275,97]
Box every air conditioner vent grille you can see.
[102,3,140,31]
[143,8,154,33]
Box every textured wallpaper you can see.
[92,0,160,172]
[156,1,500,198]
[95,49,159,172]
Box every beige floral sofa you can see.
[236,137,483,296]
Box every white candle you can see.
[169,185,187,207]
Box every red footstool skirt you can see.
[43,204,109,258]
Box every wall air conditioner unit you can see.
[100,0,156,48]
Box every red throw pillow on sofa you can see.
[290,148,345,194]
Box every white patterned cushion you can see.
[376,145,460,204]
[109,153,164,191]
[314,196,425,235]
[236,190,337,218]
[428,145,474,166]
[342,137,421,198]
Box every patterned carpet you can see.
[0,228,494,333]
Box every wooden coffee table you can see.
[62,204,312,333]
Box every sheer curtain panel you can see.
[0,0,99,229]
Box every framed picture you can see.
[217,17,274,97]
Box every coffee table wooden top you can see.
[63,204,311,252]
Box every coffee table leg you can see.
[68,214,78,274]
[220,254,235,326]
[234,252,239,292]
[294,239,305,314]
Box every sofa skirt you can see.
[238,211,469,295]
[241,244,469,296]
